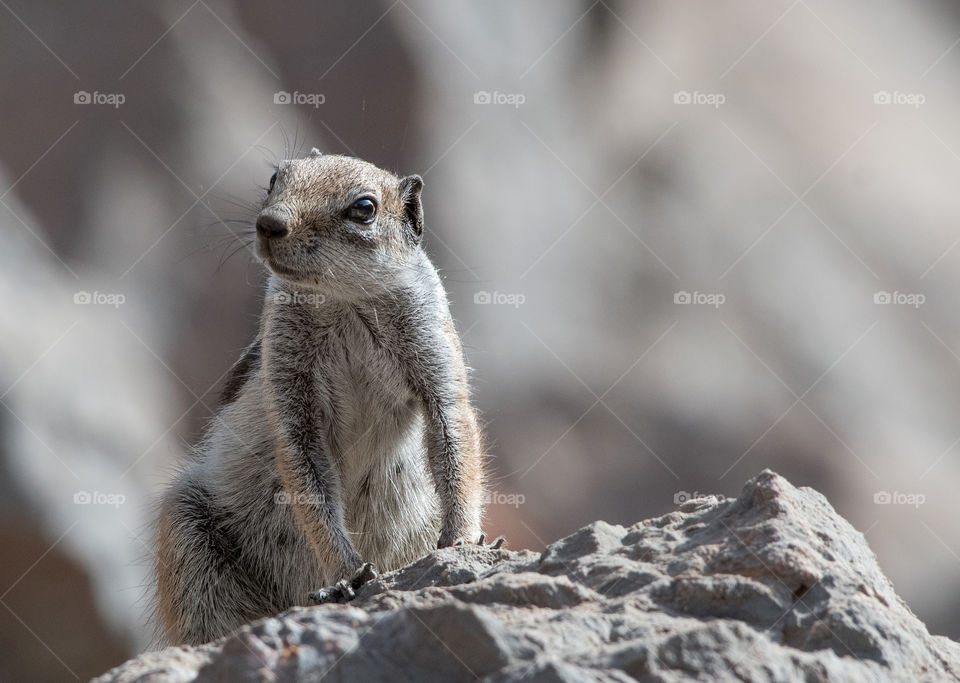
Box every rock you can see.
[94,471,960,682]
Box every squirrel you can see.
[154,149,499,645]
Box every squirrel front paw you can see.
[437,532,506,550]
[308,562,378,605]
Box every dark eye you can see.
[347,197,377,224]
[268,171,278,193]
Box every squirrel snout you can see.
[256,211,290,240]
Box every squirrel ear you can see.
[398,175,424,243]
[309,147,322,157]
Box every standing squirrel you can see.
[154,150,498,645]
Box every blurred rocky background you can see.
[1,0,958,680]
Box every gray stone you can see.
[94,471,960,682]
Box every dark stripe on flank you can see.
[219,338,262,407]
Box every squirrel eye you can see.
[347,197,377,224]
[268,171,278,193]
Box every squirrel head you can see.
[255,152,426,299]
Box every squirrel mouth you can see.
[265,258,307,280]
[256,240,302,278]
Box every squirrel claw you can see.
[437,533,506,550]
[350,561,378,587]
[307,588,336,604]
[471,532,506,549]
[482,534,506,549]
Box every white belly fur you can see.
[202,374,438,598]
[337,399,439,571]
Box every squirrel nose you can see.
[256,212,290,239]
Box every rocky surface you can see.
[95,471,960,682]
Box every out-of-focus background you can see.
[1,0,959,679]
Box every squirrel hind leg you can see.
[156,478,276,644]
